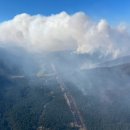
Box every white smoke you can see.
[0,12,130,57]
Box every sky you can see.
[0,0,130,58]
[0,0,130,24]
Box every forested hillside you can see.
[66,63,130,130]
[0,61,75,130]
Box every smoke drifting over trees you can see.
[0,12,130,130]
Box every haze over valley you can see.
[0,0,130,130]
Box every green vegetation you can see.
[66,65,130,130]
[0,63,75,130]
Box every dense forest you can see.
[1,50,130,130]
[0,61,75,130]
[65,63,130,130]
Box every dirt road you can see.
[51,64,87,130]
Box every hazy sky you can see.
[0,0,130,24]
[0,0,130,58]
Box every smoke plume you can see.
[0,12,130,58]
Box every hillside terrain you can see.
[1,49,130,130]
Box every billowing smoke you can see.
[0,12,130,58]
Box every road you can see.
[51,64,87,130]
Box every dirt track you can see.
[51,64,87,130]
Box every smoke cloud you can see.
[0,12,130,58]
